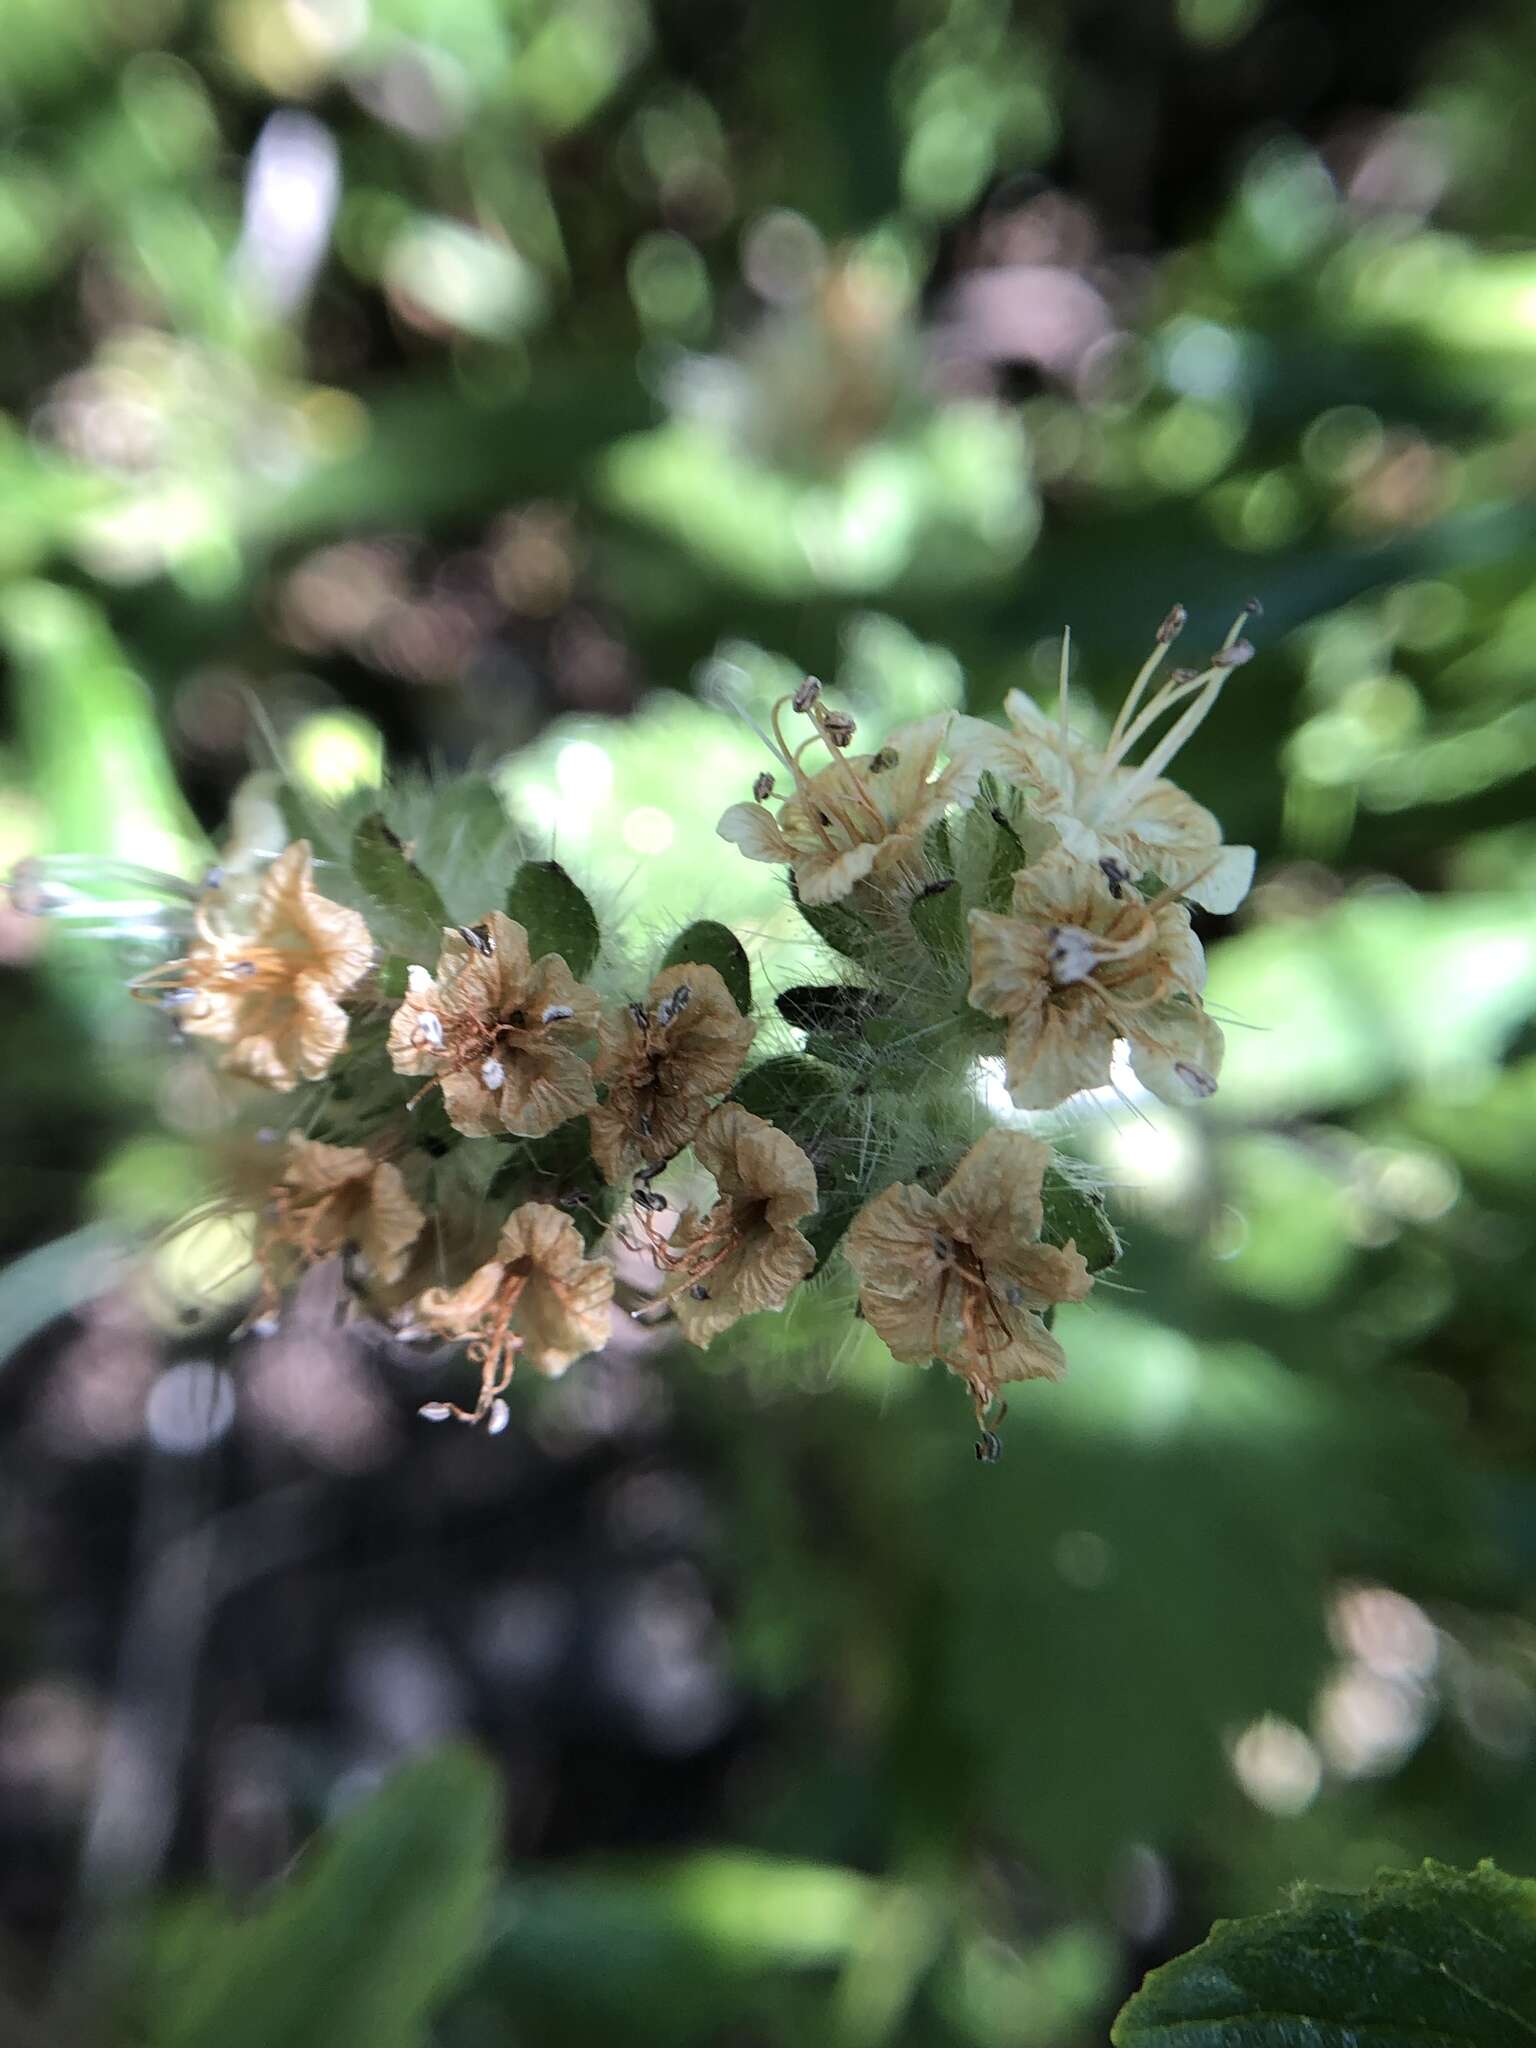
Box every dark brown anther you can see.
[1156,604,1187,644]
[917,877,956,899]
[975,1429,1002,1464]
[457,923,494,956]
[633,1185,667,1213]
[792,677,822,713]
[753,771,775,802]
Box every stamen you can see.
[407,965,433,994]
[481,1057,506,1091]
[753,771,775,802]
[792,677,822,713]
[541,1004,574,1024]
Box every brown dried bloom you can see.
[387,911,599,1138]
[262,1136,425,1295]
[717,705,984,906]
[141,841,372,1089]
[589,964,755,1186]
[414,1202,614,1424]
[642,1104,818,1347]
[968,848,1223,1108]
[844,1131,1091,1426]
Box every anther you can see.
[975,1429,1002,1464]
[656,983,691,1028]
[1174,1061,1218,1098]
[868,748,897,773]
[753,771,776,802]
[418,1402,455,1422]
[689,1283,710,1301]
[541,1004,574,1025]
[487,1398,511,1435]
[633,1186,667,1212]
[821,710,856,748]
[792,677,822,713]
[1211,639,1253,670]
[481,1057,506,1091]
[407,965,433,994]
[1156,604,1187,644]
[456,923,494,956]
[628,1002,649,1031]
[414,1012,445,1050]
[1099,857,1131,900]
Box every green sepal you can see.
[1042,1162,1120,1275]
[505,860,600,977]
[415,779,520,914]
[910,877,964,962]
[776,985,884,1036]
[351,812,449,959]
[788,872,877,967]
[662,920,752,1016]
[486,1119,614,1249]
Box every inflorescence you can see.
[12,605,1257,1455]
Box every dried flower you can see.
[967,848,1223,1107]
[952,610,1256,913]
[387,911,599,1138]
[644,1104,818,1346]
[718,707,982,905]
[136,841,372,1089]
[414,1202,613,1423]
[262,1136,425,1292]
[844,1131,1091,1423]
[589,963,755,1185]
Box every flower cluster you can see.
[15,605,1253,1453]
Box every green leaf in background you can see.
[1112,1860,1536,2047]
[152,1747,502,2048]
[663,919,753,1016]
[504,859,600,976]
[0,580,203,873]
[351,813,449,960]
[1208,895,1536,1120]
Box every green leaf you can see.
[153,1747,502,2048]
[351,813,448,959]
[505,860,600,977]
[1112,1860,1536,2047]
[663,920,752,1015]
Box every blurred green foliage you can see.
[4,1,1536,2045]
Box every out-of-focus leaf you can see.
[1112,1860,1536,2047]
[504,859,599,976]
[152,1747,501,2048]
[0,581,203,873]
[663,920,752,1016]
[452,1853,875,2047]
[1209,894,1536,1119]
